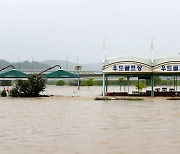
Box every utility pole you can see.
[31,56,33,72]
[103,37,106,64]
[19,57,20,70]
[75,56,82,90]
[66,57,69,71]
[76,56,80,90]
[151,38,154,97]
[151,37,154,66]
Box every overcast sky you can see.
[0,0,180,63]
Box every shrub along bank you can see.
[47,77,180,87]
[9,74,47,97]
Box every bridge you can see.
[22,70,103,78]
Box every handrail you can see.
[38,65,61,75]
[0,65,15,72]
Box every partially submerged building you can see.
[102,56,180,97]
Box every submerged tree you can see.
[154,76,162,86]
[1,88,7,97]
[85,78,94,90]
[10,74,47,97]
[134,81,147,92]
[146,76,162,86]
[56,80,66,86]
[118,77,124,91]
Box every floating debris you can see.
[167,97,180,100]
[95,96,143,101]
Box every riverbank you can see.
[1,94,180,103]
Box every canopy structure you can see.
[45,69,79,78]
[102,56,180,97]
[0,69,28,78]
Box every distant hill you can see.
[12,61,50,70]
[41,60,102,71]
[0,59,102,71]
[0,59,11,68]
[40,60,75,71]
[0,60,50,71]
[81,62,102,71]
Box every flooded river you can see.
[0,86,180,154]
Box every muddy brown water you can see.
[0,86,179,154]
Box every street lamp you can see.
[76,56,81,90]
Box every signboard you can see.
[75,65,82,70]
[103,62,152,73]
[154,64,180,72]
[112,64,142,72]
[102,57,180,74]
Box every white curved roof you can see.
[104,56,152,66]
[103,56,180,74]
[104,56,180,67]
[154,56,180,66]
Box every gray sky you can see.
[0,0,180,63]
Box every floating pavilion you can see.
[102,56,180,97]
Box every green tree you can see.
[1,88,7,97]
[146,79,151,86]
[56,80,65,86]
[146,76,162,86]
[85,78,94,90]
[154,76,162,86]
[134,81,147,92]
[118,77,124,91]
[10,74,47,97]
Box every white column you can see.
[103,73,105,96]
